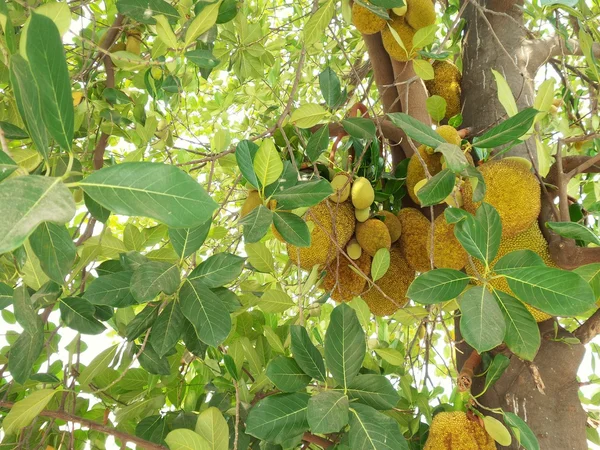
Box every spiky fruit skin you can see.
[425,60,462,120]
[378,210,402,242]
[356,219,392,257]
[287,200,355,270]
[468,222,553,322]
[240,190,262,218]
[362,248,415,316]
[330,172,352,203]
[381,16,418,62]
[436,125,461,146]
[432,213,467,270]
[397,208,431,272]
[323,252,372,302]
[352,2,387,35]
[463,159,541,238]
[351,177,375,209]
[424,411,497,450]
[406,145,443,205]
[405,0,436,30]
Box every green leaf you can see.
[342,117,377,140]
[503,412,540,450]
[136,415,169,445]
[493,289,540,361]
[2,389,57,435]
[235,140,259,189]
[116,0,179,24]
[387,113,445,148]
[303,0,334,46]
[407,269,470,304]
[185,1,220,46]
[155,14,178,49]
[459,286,506,352]
[126,303,160,341]
[0,282,14,310]
[257,289,295,313]
[412,59,434,80]
[349,403,408,450]
[412,23,437,48]
[254,139,283,188]
[78,344,119,387]
[493,249,545,274]
[319,67,342,109]
[325,303,366,388]
[272,179,334,210]
[179,279,231,347]
[29,222,76,283]
[0,151,18,183]
[26,13,73,151]
[130,261,180,302]
[454,203,502,265]
[84,271,134,307]
[371,248,390,282]
[246,393,310,444]
[186,49,220,70]
[195,407,229,450]
[416,168,455,206]
[165,429,210,450]
[347,374,400,410]
[148,301,185,358]
[307,391,349,433]
[290,325,326,382]
[272,212,311,247]
[0,121,28,140]
[188,253,245,288]
[266,356,312,392]
[306,126,330,162]
[491,69,518,117]
[80,162,217,229]
[239,205,273,243]
[245,242,275,273]
[0,0,16,54]
[290,103,328,128]
[574,263,600,302]
[169,218,211,258]
[483,354,510,393]
[426,96,447,123]
[373,348,404,366]
[59,297,106,335]
[434,143,469,172]
[0,176,75,254]
[138,345,171,375]
[84,192,110,223]
[545,221,600,246]
[473,108,538,148]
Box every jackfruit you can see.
[378,210,402,242]
[424,411,497,450]
[436,125,461,146]
[362,248,415,316]
[330,172,352,203]
[351,177,375,209]
[432,213,467,270]
[424,60,462,120]
[468,222,554,322]
[405,0,436,30]
[352,2,387,35]
[347,239,362,260]
[356,219,392,256]
[126,31,142,55]
[461,159,541,238]
[406,145,443,205]
[287,200,355,270]
[381,16,418,62]
[240,190,262,218]
[323,252,372,302]
[392,5,407,15]
[397,208,431,272]
[355,207,371,222]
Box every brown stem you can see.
[326,119,407,145]
[391,59,432,134]
[302,432,334,448]
[574,309,600,345]
[458,350,481,392]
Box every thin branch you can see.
[525,35,600,72]
[302,432,334,449]
[574,308,600,345]
[458,350,481,392]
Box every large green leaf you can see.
[148,301,185,358]
[79,162,218,228]
[459,286,506,352]
[83,271,135,307]
[179,279,231,347]
[194,407,229,450]
[342,117,377,140]
[138,345,171,375]
[290,325,326,381]
[126,303,160,341]
[169,218,212,258]
[434,143,469,172]
[320,67,343,109]
[407,269,470,304]
[0,282,14,310]
[324,303,366,388]
[306,126,330,162]
[574,263,600,301]
[272,211,311,247]
[0,176,75,254]
[188,253,245,288]
[2,389,57,435]
[346,374,400,410]
[136,415,169,445]
[349,403,408,450]
[59,297,106,335]
[26,13,73,151]
[272,179,333,210]
[130,261,180,302]
[454,203,501,265]
[473,108,538,148]
[307,391,349,434]
[545,221,600,246]
[165,429,210,450]
[239,205,273,243]
[387,112,445,148]
[254,139,283,188]
[0,151,18,183]
[116,0,179,24]
[504,412,540,450]
[416,169,455,206]
[483,354,510,393]
[266,356,312,392]
[235,140,259,189]
[29,222,76,283]
[256,289,295,313]
[246,393,310,444]
[78,344,119,387]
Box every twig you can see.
[458,350,481,392]
[302,432,334,449]
[574,309,600,345]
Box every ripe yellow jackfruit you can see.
[355,207,371,222]
[405,0,436,30]
[397,208,431,272]
[356,219,392,256]
[406,145,443,205]
[330,172,352,203]
[381,16,418,62]
[436,125,461,146]
[378,210,402,242]
[424,60,462,120]
[461,159,541,238]
[352,2,387,35]
[432,213,467,270]
[424,411,497,450]
[351,177,375,209]
[287,200,355,270]
[468,222,554,322]
[240,190,262,218]
[126,32,142,55]
[362,248,415,316]
[323,252,372,302]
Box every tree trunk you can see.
[459,1,589,448]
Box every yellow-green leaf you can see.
[253,139,283,187]
[155,15,179,50]
[185,1,221,47]
[491,69,518,117]
[304,0,335,46]
[374,347,404,366]
[3,389,58,435]
[483,415,512,446]
[413,59,434,80]
[290,104,328,129]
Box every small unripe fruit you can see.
[150,67,163,80]
[126,34,141,55]
[310,305,321,317]
[329,172,352,202]
[351,177,375,209]
[346,239,362,260]
[355,207,370,222]
[392,5,407,15]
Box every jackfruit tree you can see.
[0,0,599,448]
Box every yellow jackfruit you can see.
[352,2,387,35]
[381,16,418,62]
[436,125,461,146]
[347,239,362,259]
[323,252,372,302]
[287,200,355,270]
[397,208,431,272]
[405,0,436,30]
[240,190,262,218]
[377,210,402,242]
[351,177,375,209]
[406,145,443,205]
[461,159,541,238]
[424,60,462,120]
[330,172,352,203]
[355,208,370,222]
[126,32,142,55]
[362,248,415,316]
[432,213,467,270]
[468,222,554,322]
[424,411,497,450]
[356,219,392,257]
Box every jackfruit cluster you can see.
[424,60,462,120]
[424,411,497,450]
[397,208,431,272]
[322,252,372,302]
[356,219,392,256]
[352,2,387,35]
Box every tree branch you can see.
[458,350,481,392]
[325,119,408,146]
[574,308,600,345]
[302,432,334,448]
[524,35,600,73]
